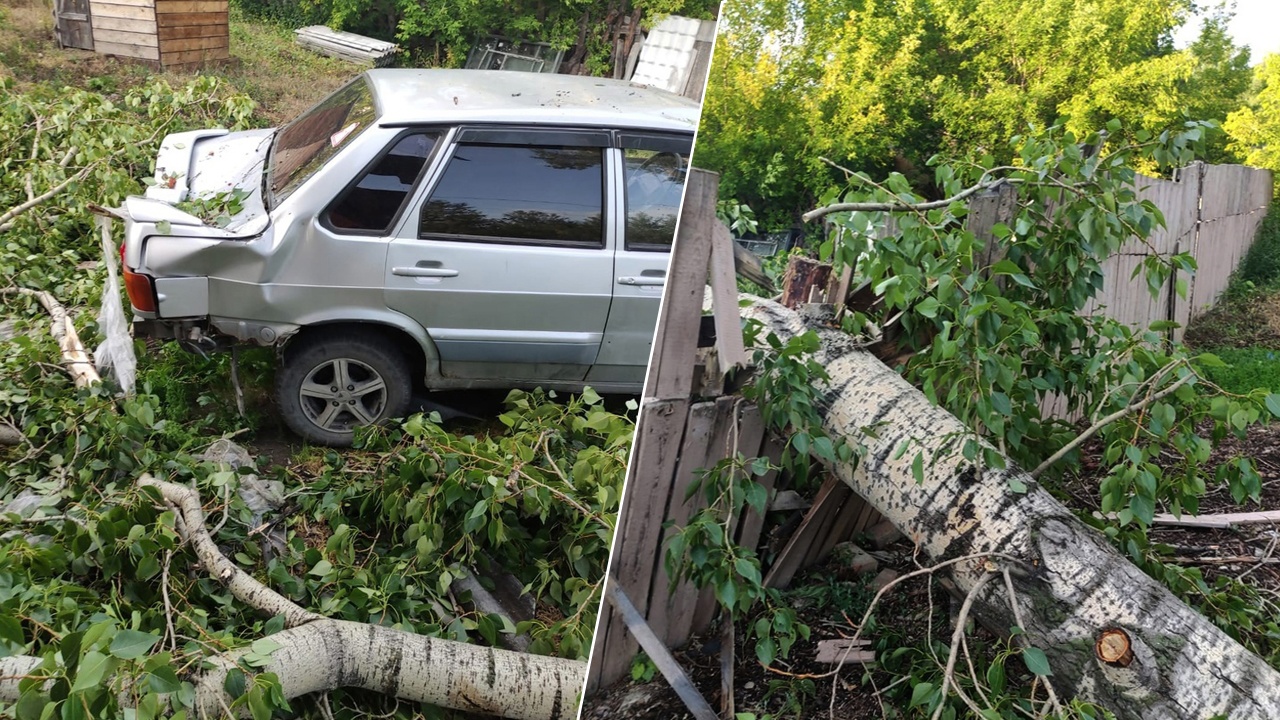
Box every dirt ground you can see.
[583,419,1280,719]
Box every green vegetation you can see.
[231,0,718,72]
[0,37,632,720]
[674,2,1280,715]
[1226,54,1280,175]
[699,0,1257,229]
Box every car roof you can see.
[364,69,700,133]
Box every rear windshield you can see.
[268,76,377,206]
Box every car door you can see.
[587,132,693,387]
[385,127,615,383]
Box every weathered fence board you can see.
[959,163,1271,346]
[589,172,786,693]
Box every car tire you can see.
[275,331,412,447]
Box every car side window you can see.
[418,142,605,247]
[622,133,692,252]
[324,132,438,234]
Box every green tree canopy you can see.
[698,0,1253,227]
[1226,53,1280,174]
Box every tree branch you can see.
[2,288,100,387]
[138,474,323,628]
[802,175,1021,223]
[0,160,94,233]
[0,476,588,719]
[1029,372,1194,478]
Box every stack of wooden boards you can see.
[295,25,397,66]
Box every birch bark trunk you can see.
[0,477,584,720]
[744,299,1280,719]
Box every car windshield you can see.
[267,76,378,208]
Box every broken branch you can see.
[3,288,100,387]
[1030,371,1193,478]
[0,161,95,233]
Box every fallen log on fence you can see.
[743,299,1280,719]
[0,476,583,720]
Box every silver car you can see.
[120,69,697,445]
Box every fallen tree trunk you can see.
[743,299,1280,719]
[0,476,584,720]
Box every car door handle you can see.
[393,262,458,278]
[618,274,665,286]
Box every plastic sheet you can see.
[93,214,137,394]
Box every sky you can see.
[1174,0,1280,63]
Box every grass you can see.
[1186,200,1280,346]
[225,6,354,124]
[1198,347,1280,395]
[0,0,356,125]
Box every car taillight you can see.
[121,260,157,313]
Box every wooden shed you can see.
[65,0,230,69]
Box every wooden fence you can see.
[587,170,766,694]
[969,162,1273,342]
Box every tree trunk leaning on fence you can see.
[743,299,1280,720]
[0,476,584,720]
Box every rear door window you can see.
[324,132,438,233]
[418,130,608,247]
[622,133,692,251]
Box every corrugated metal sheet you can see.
[630,14,715,99]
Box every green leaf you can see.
[70,651,112,694]
[909,681,935,708]
[986,660,1006,694]
[15,689,46,720]
[60,696,86,720]
[1130,494,1156,526]
[734,557,761,587]
[1265,394,1280,419]
[250,638,282,657]
[990,392,1011,416]
[812,436,835,464]
[223,668,247,699]
[755,636,776,666]
[109,629,159,660]
[248,689,272,720]
[0,615,23,645]
[148,665,182,694]
[1022,646,1052,676]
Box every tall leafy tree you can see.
[697,0,1252,226]
[1226,53,1280,174]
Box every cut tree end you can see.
[1096,628,1134,667]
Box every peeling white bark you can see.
[0,477,585,720]
[3,288,100,387]
[193,619,581,720]
[744,300,1280,719]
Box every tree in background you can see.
[1226,53,1280,174]
[698,0,1255,228]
